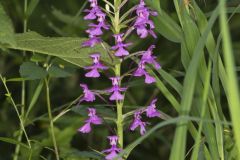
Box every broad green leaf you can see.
[0,2,16,47]
[19,62,47,80]
[9,31,117,67]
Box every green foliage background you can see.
[0,0,240,160]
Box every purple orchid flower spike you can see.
[141,45,161,69]
[102,136,122,160]
[130,110,147,135]
[84,53,108,78]
[112,33,132,57]
[79,84,96,103]
[145,98,160,118]
[106,77,127,101]
[134,0,158,39]
[133,61,156,84]
[78,108,102,133]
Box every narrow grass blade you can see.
[25,80,44,119]
[0,137,29,149]
[219,0,240,155]
[169,6,219,160]
[191,61,212,160]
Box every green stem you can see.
[115,64,124,148]
[45,78,60,160]
[113,0,124,148]
[0,75,31,148]
[14,0,28,159]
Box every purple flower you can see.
[86,108,102,124]
[79,84,96,103]
[82,36,102,47]
[144,73,156,84]
[78,108,102,133]
[133,61,156,84]
[145,99,160,118]
[78,122,91,133]
[89,0,98,8]
[86,13,110,36]
[112,34,131,57]
[134,0,158,38]
[102,136,122,160]
[141,45,161,69]
[106,77,127,101]
[85,53,108,78]
[133,61,146,77]
[104,147,122,160]
[108,135,118,146]
[83,0,109,47]
[130,110,147,135]
[84,6,101,20]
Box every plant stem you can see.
[14,0,28,159]
[115,64,124,148]
[44,78,60,160]
[114,0,124,148]
[0,75,31,148]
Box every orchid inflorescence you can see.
[77,0,161,159]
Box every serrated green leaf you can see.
[8,31,118,67]
[0,2,16,47]
[19,62,47,80]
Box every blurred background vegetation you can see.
[0,0,240,160]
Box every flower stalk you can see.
[114,0,124,148]
[45,78,60,160]
[79,0,160,159]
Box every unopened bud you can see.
[105,4,110,13]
